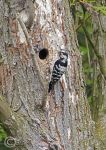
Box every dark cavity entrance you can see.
[39,48,49,59]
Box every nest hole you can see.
[39,48,49,60]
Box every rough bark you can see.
[0,0,98,150]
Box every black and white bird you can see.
[48,51,68,93]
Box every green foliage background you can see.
[0,124,10,150]
[70,0,106,121]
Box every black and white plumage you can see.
[48,51,68,93]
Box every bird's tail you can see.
[48,81,54,93]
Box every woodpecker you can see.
[48,51,68,93]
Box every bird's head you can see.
[59,50,68,61]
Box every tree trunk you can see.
[91,1,106,149]
[0,0,98,149]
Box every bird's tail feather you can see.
[48,81,54,93]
